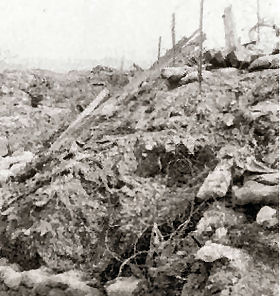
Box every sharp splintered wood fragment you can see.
[51,88,110,152]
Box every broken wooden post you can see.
[157,36,162,62]
[51,88,110,152]
[171,13,176,66]
[222,5,240,51]
[198,0,204,94]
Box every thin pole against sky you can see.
[172,13,176,66]
[198,0,204,94]
[157,36,162,62]
[257,0,260,42]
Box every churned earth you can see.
[0,41,278,295]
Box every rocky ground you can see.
[0,40,278,296]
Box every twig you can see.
[118,251,149,277]
[168,199,207,242]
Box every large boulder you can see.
[249,54,279,71]
[160,66,192,82]
[232,180,279,205]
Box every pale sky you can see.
[0,0,278,69]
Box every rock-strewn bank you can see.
[0,43,278,295]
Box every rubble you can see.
[0,31,278,296]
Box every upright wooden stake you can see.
[172,13,176,66]
[257,0,260,42]
[198,0,204,94]
[157,36,162,62]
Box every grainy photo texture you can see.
[0,0,279,295]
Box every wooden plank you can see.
[50,88,110,152]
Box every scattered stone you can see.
[195,242,250,269]
[86,287,104,296]
[179,70,212,85]
[197,160,232,200]
[243,157,276,174]
[0,169,13,184]
[50,270,93,294]
[215,67,239,76]
[33,283,52,296]
[245,100,279,121]
[246,173,279,185]
[161,66,192,82]
[249,54,279,71]
[48,288,66,296]
[0,266,22,290]
[212,227,228,242]
[232,181,279,205]
[64,287,88,296]
[21,268,50,288]
[195,202,245,235]
[179,71,198,84]
[256,206,278,228]
[0,258,9,266]
[105,277,143,296]
[222,113,235,127]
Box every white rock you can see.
[195,243,250,271]
[0,169,13,183]
[10,162,27,175]
[256,206,278,227]
[222,113,235,127]
[196,203,245,234]
[197,160,232,200]
[51,270,91,293]
[0,266,22,289]
[161,66,192,82]
[213,227,228,240]
[105,277,143,296]
[21,268,50,287]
